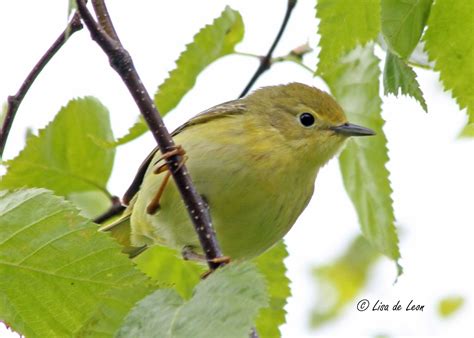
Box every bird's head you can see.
[244,82,375,167]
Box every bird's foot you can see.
[200,257,231,279]
[201,270,213,279]
[146,145,187,215]
[209,256,231,265]
[153,145,187,174]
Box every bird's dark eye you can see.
[299,112,315,127]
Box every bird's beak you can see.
[331,122,376,136]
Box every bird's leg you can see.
[146,171,171,214]
[146,145,187,215]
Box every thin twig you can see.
[93,196,126,224]
[272,42,314,73]
[0,14,83,158]
[75,0,225,271]
[91,0,120,42]
[239,0,297,98]
[237,42,314,74]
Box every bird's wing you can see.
[121,99,246,204]
[171,99,246,136]
[122,147,159,205]
[103,100,247,256]
[123,100,245,204]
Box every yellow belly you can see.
[130,118,317,259]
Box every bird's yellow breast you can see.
[130,114,318,259]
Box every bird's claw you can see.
[153,145,187,174]
[209,256,231,265]
[147,145,187,215]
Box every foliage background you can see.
[1,0,473,336]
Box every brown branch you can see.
[75,0,225,271]
[93,196,126,224]
[239,0,297,98]
[0,14,83,158]
[91,0,121,42]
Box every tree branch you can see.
[239,0,297,98]
[75,0,225,270]
[0,14,83,158]
[91,0,120,42]
[93,196,125,223]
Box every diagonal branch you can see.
[239,0,298,98]
[91,0,121,42]
[75,0,225,271]
[0,14,83,158]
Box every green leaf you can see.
[424,0,474,134]
[25,127,35,143]
[0,97,115,198]
[117,263,268,338]
[112,116,148,147]
[67,190,113,219]
[115,6,244,145]
[437,296,464,318]
[117,289,182,338]
[134,245,205,300]
[460,123,474,138]
[323,44,401,266]
[383,51,428,112]
[316,0,380,75]
[0,189,151,337]
[310,236,380,327]
[155,6,243,115]
[253,241,290,338]
[381,0,433,58]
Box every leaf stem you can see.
[237,42,315,75]
[273,55,314,73]
[239,0,298,98]
[234,51,261,59]
[75,0,225,271]
[406,60,432,70]
[0,14,83,158]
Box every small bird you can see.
[102,83,374,261]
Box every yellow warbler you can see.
[102,83,374,260]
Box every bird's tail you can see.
[99,212,147,258]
